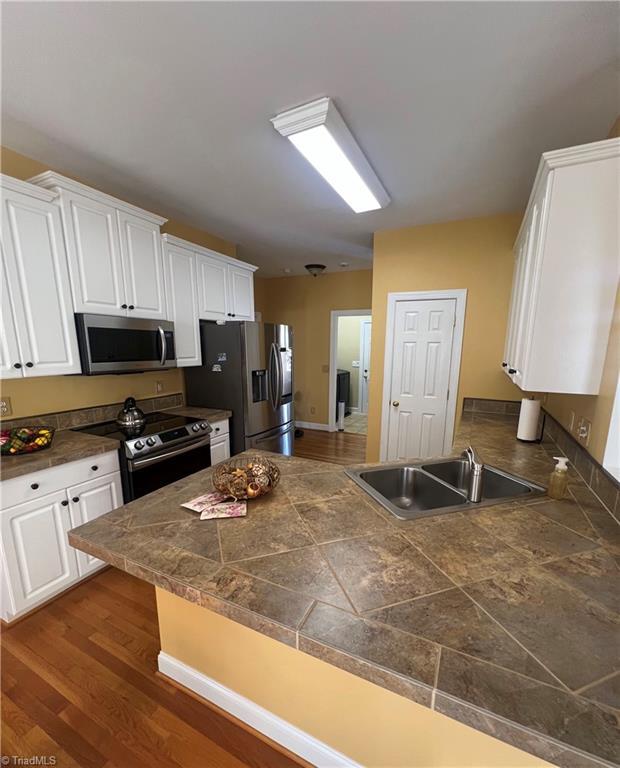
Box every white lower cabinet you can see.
[67,473,123,577]
[1,489,79,617]
[210,419,231,465]
[0,451,122,621]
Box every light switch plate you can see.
[0,397,12,417]
[352,360,360,368]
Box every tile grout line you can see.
[431,646,442,710]
[458,585,572,692]
[574,669,619,697]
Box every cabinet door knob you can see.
[72,496,80,503]
[25,362,34,368]
[91,465,98,471]
[128,305,134,310]
[215,427,220,432]
[61,500,69,506]
[508,368,517,375]
[232,313,236,317]
[501,362,507,368]
[30,482,39,490]
[121,303,128,309]
[13,362,22,369]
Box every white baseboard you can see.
[295,420,333,432]
[158,652,360,768]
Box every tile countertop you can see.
[1,431,120,481]
[68,414,620,768]
[162,406,232,423]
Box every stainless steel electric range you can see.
[73,411,212,501]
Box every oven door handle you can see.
[158,326,167,366]
[128,435,211,471]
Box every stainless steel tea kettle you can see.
[116,397,145,429]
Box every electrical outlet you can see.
[156,381,164,394]
[0,397,12,417]
[568,411,575,432]
[310,406,316,415]
[321,364,329,373]
[576,417,591,445]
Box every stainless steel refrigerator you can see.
[184,321,294,456]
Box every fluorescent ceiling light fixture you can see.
[271,97,390,213]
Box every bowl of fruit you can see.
[0,426,55,456]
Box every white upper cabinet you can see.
[29,172,167,320]
[174,235,257,324]
[118,210,166,319]
[197,252,229,321]
[0,176,81,378]
[162,235,201,367]
[503,138,619,394]
[59,191,126,315]
[228,264,255,321]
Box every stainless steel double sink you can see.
[345,458,546,521]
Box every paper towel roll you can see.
[517,398,541,441]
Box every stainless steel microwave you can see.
[75,314,177,375]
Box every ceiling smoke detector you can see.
[305,263,326,277]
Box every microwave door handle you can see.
[158,326,166,365]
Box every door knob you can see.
[392,400,400,407]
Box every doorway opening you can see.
[329,310,372,435]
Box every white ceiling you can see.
[2,2,618,276]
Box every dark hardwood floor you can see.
[1,567,306,768]
[294,428,367,465]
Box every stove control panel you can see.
[124,420,212,458]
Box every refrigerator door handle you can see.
[268,342,279,411]
[274,343,284,410]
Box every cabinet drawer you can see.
[210,419,229,438]
[1,450,119,509]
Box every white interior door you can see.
[386,298,456,460]
[360,320,372,414]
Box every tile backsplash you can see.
[0,393,184,432]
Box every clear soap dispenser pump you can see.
[548,457,569,500]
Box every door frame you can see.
[358,319,372,415]
[379,289,467,461]
[329,309,372,432]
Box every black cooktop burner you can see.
[72,411,199,442]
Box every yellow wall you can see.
[157,589,552,768]
[545,284,620,464]
[0,145,237,420]
[367,213,522,461]
[337,315,371,410]
[254,271,373,423]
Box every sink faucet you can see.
[462,446,484,502]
